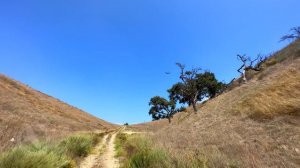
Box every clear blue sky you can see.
[0,0,299,124]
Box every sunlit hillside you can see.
[0,75,116,152]
[131,39,300,167]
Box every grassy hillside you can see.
[0,75,116,152]
[132,40,300,167]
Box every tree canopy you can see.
[149,96,185,123]
[149,63,225,121]
[168,64,225,112]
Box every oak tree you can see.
[149,96,185,123]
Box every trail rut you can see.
[79,134,108,168]
[80,132,119,168]
[101,133,119,168]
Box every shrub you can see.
[120,135,171,168]
[0,143,74,168]
[115,133,128,157]
[0,133,101,168]
[126,148,170,168]
[59,134,94,158]
[118,135,211,168]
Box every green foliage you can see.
[169,63,201,112]
[118,135,209,168]
[0,143,74,168]
[115,133,128,157]
[127,148,170,168]
[168,82,190,105]
[0,133,101,168]
[122,136,171,168]
[149,96,185,122]
[196,71,226,98]
[168,64,226,112]
[59,134,94,158]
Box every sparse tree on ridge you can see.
[168,63,201,113]
[196,71,226,98]
[168,63,225,113]
[237,54,267,82]
[280,26,300,42]
[149,96,185,123]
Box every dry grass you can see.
[133,40,300,167]
[0,133,104,168]
[0,74,116,152]
[233,67,300,119]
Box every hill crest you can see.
[0,74,115,151]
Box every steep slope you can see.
[0,75,116,152]
[132,40,300,167]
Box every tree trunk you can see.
[192,102,197,113]
[192,94,198,113]
[167,117,171,123]
[243,68,247,83]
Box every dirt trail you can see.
[101,133,119,168]
[80,127,133,168]
[80,131,120,168]
[80,134,109,168]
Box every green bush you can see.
[127,148,170,168]
[115,133,128,157]
[59,134,94,158]
[121,136,171,168]
[0,143,74,168]
[118,135,210,168]
[0,133,101,168]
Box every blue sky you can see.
[0,0,299,124]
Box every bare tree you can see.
[237,54,267,82]
[251,54,268,71]
[237,54,248,82]
[176,63,201,84]
[280,26,300,42]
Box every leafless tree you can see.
[237,54,267,82]
[176,63,201,83]
[237,54,248,82]
[280,26,300,42]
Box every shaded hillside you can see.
[0,75,116,152]
[132,40,300,167]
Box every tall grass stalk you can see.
[0,133,102,168]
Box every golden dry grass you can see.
[133,40,300,167]
[0,74,116,152]
[233,66,300,119]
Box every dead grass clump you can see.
[232,67,300,119]
[117,134,220,168]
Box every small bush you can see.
[118,135,211,168]
[119,136,171,168]
[0,143,74,168]
[0,133,102,168]
[59,134,94,158]
[115,133,128,157]
[127,148,170,168]
[264,58,277,67]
